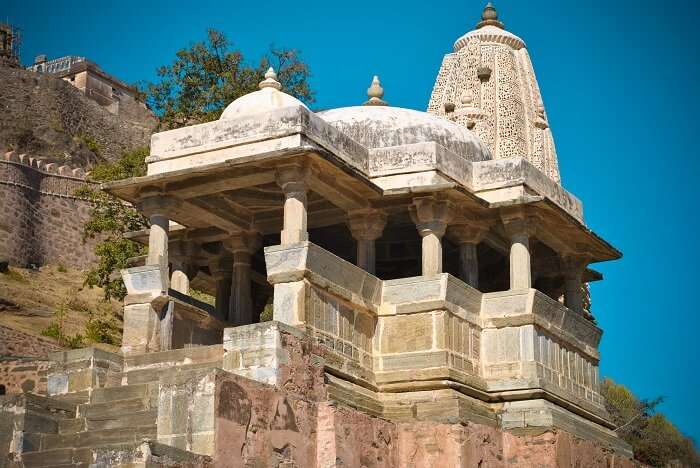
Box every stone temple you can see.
[1,4,636,467]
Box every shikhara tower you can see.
[2,4,636,467]
[428,3,561,182]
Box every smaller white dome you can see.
[219,68,308,120]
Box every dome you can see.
[219,68,308,120]
[317,106,492,162]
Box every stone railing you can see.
[264,242,380,383]
[120,265,228,355]
[376,274,483,389]
[481,289,605,415]
[263,241,609,423]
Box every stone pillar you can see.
[409,197,453,276]
[562,255,589,314]
[169,240,199,295]
[137,196,171,277]
[347,209,387,275]
[224,232,262,326]
[276,164,309,245]
[209,256,233,322]
[447,224,487,288]
[501,210,534,290]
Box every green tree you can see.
[146,29,314,129]
[601,378,699,466]
[77,148,149,300]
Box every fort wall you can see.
[0,151,98,268]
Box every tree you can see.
[79,32,314,300]
[601,378,699,466]
[77,148,149,300]
[146,29,314,129]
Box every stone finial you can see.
[364,75,388,106]
[259,67,282,90]
[476,2,505,29]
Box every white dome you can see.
[317,106,492,162]
[219,86,308,120]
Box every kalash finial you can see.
[259,67,282,90]
[476,2,505,29]
[364,75,388,106]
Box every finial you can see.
[364,75,388,106]
[259,67,282,90]
[476,2,505,29]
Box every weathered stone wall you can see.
[0,64,157,166]
[0,359,51,395]
[0,325,62,396]
[0,153,98,268]
[0,325,62,358]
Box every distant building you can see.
[27,54,145,115]
[0,23,20,66]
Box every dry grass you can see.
[0,264,122,351]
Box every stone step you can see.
[21,440,212,467]
[119,360,223,385]
[77,396,151,419]
[21,447,93,467]
[39,425,157,451]
[90,382,155,404]
[58,410,157,433]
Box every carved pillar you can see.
[409,197,453,276]
[138,196,170,279]
[276,164,309,245]
[169,240,199,295]
[447,224,487,288]
[224,232,262,326]
[209,256,233,322]
[562,255,589,314]
[501,209,534,290]
[348,209,387,275]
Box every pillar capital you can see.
[136,194,176,218]
[223,231,262,256]
[409,196,454,238]
[208,255,233,280]
[561,254,590,278]
[447,223,488,245]
[275,162,310,197]
[500,207,537,238]
[348,209,387,241]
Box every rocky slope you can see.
[0,64,157,167]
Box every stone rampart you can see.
[0,151,98,268]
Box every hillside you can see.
[0,64,157,167]
[0,264,122,353]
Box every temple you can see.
[2,4,635,467]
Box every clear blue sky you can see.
[6,0,700,442]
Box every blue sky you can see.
[6,0,700,442]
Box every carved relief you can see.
[427,25,562,183]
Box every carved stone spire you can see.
[427,4,562,184]
[364,75,388,106]
[476,2,505,29]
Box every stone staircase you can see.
[7,347,223,467]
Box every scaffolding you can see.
[0,22,21,65]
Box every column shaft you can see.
[281,192,307,244]
[458,242,479,288]
[422,232,443,276]
[147,214,169,273]
[509,232,531,289]
[229,251,253,325]
[356,239,376,275]
[170,267,190,294]
[215,276,232,322]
